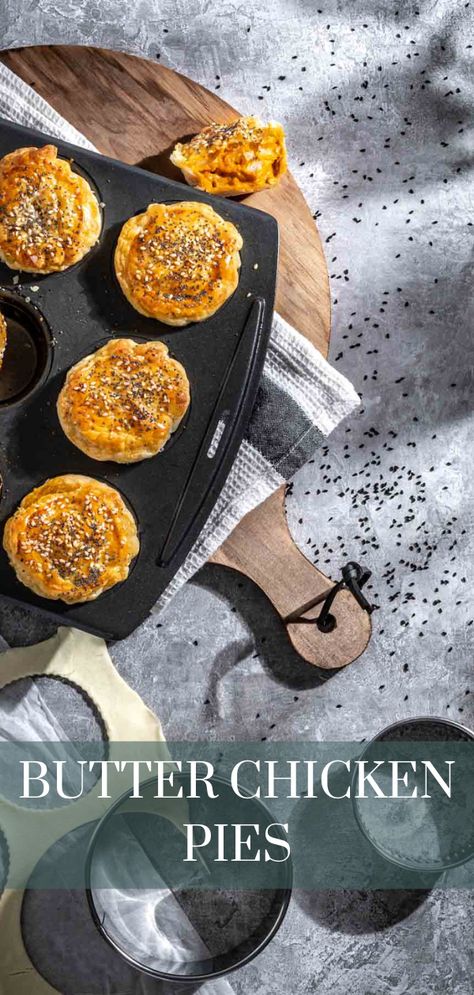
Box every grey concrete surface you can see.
[0,1,473,993]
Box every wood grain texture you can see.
[0,45,371,668]
[1,45,330,352]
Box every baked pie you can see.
[0,311,6,370]
[115,200,242,325]
[170,116,287,197]
[3,474,139,603]
[0,145,101,273]
[57,338,190,463]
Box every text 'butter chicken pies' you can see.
[3,475,139,604]
[114,201,242,326]
[0,311,6,370]
[0,145,101,273]
[57,338,190,463]
[170,116,288,197]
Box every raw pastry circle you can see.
[3,474,139,604]
[171,116,288,197]
[114,200,242,326]
[0,311,6,370]
[0,145,102,273]
[57,338,190,463]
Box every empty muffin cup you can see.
[0,292,52,406]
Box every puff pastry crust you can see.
[0,145,101,274]
[0,312,6,370]
[57,338,190,464]
[170,116,287,197]
[115,201,242,326]
[3,474,139,604]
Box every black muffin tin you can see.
[0,118,278,639]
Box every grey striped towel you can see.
[0,61,360,609]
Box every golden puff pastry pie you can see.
[0,311,6,370]
[115,201,242,326]
[3,474,139,604]
[0,145,101,274]
[170,116,287,197]
[57,338,190,464]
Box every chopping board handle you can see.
[211,486,372,670]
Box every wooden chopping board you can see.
[0,46,371,668]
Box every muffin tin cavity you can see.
[0,291,52,407]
